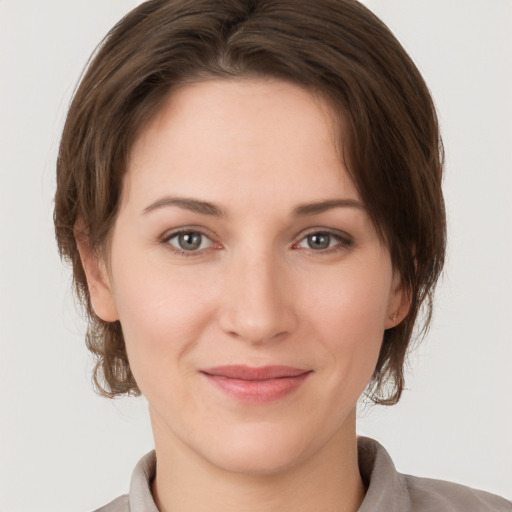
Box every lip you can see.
[200,365,312,403]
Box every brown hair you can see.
[54,0,446,404]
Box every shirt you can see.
[94,437,511,511]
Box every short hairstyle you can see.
[54,0,446,405]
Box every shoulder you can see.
[357,436,511,512]
[92,494,129,512]
[91,450,158,512]
[403,473,512,512]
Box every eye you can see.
[166,230,213,252]
[296,231,352,252]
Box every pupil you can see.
[179,232,202,250]
[308,233,330,249]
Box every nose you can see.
[218,251,298,345]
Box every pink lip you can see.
[200,365,312,403]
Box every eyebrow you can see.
[143,197,225,216]
[292,198,364,216]
[142,196,363,217]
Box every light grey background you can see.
[1,1,511,510]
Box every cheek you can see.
[307,259,391,333]
[305,262,391,384]
[109,254,218,381]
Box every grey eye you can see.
[306,233,332,250]
[179,232,202,250]
[169,231,210,251]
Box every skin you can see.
[79,78,408,512]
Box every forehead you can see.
[123,78,359,212]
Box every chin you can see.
[198,422,321,476]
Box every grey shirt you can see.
[95,437,511,512]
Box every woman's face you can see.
[86,78,405,474]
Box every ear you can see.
[75,224,119,322]
[385,270,411,329]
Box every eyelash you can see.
[161,228,219,257]
[293,229,354,255]
[161,228,353,257]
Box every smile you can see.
[200,365,312,403]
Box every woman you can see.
[53,1,511,511]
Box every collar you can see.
[126,437,411,512]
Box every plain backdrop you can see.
[1,1,511,511]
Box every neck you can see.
[151,409,365,512]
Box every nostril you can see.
[218,304,296,344]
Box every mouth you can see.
[200,365,312,403]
